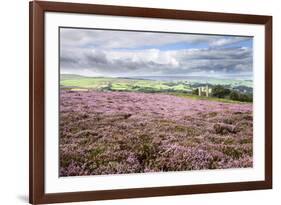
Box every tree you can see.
[239,93,252,102]
[212,85,230,98]
[229,90,253,102]
[229,91,240,101]
[192,88,199,95]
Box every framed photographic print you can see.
[29,1,272,204]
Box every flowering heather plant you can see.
[59,90,253,176]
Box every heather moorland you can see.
[60,89,252,176]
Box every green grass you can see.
[60,74,252,104]
[170,92,247,104]
[61,77,112,89]
[60,74,192,92]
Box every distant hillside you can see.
[60,74,88,80]
[60,74,253,102]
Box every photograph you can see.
[29,2,272,203]
[59,28,254,177]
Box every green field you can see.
[60,74,252,103]
[60,74,193,93]
[170,92,246,104]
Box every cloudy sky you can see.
[60,28,253,78]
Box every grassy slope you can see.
[60,74,192,92]
[60,74,251,104]
[171,93,246,104]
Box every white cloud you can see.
[209,37,248,47]
[61,28,250,50]
[60,28,253,77]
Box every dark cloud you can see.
[60,28,253,77]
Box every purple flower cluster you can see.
[59,90,253,176]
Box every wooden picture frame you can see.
[29,1,272,204]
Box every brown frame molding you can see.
[29,1,272,204]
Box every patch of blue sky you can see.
[222,38,253,49]
[81,36,252,51]
[82,43,99,48]
[113,41,210,51]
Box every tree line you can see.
[211,85,252,102]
